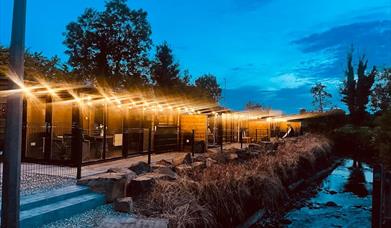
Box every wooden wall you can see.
[180,114,207,143]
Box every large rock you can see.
[153,166,178,180]
[78,172,134,202]
[192,161,206,172]
[175,164,193,176]
[127,172,174,196]
[205,158,217,167]
[193,154,208,162]
[172,153,193,166]
[226,152,238,161]
[156,159,174,167]
[129,161,151,175]
[236,149,250,159]
[248,143,263,152]
[113,197,134,213]
[107,167,136,175]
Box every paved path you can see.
[81,152,186,177]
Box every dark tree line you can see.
[62,0,221,102]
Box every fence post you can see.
[191,129,195,156]
[76,126,82,180]
[240,129,243,149]
[255,129,258,143]
[147,127,152,165]
[71,100,82,179]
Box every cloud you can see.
[291,20,391,83]
[270,73,313,89]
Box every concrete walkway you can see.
[80,152,186,177]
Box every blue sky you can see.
[1,0,390,113]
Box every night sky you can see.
[1,0,390,113]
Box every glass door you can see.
[25,97,48,160]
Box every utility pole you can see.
[1,0,27,227]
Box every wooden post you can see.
[191,129,195,156]
[72,102,82,179]
[102,104,107,160]
[240,129,243,149]
[1,0,26,227]
[147,127,152,165]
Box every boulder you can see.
[127,172,173,196]
[107,167,136,175]
[129,161,151,175]
[226,153,238,161]
[153,166,178,180]
[205,158,217,167]
[113,197,134,213]
[192,161,206,172]
[236,149,251,159]
[193,154,208,162]
[156,159,174,167]
[77,172,133,202]
[175,164,192,176]
[248,143,263,152]
[209,152,227,163]
[172,153,193,166]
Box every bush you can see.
[374,110,391,169]
[332,124,376,158]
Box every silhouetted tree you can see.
[356,56,376,121]
[151,42,181,88]
[64,0,152,87]
[341,49,376,124]
[0,46,70,81]
[341,50,356,115]
[195,74,222,102]
[311,82,332,112]
[371,68,391,114]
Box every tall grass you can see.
[133,134,332,227]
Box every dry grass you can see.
[133,133,332,227]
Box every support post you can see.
[72,103,82,179]
[1,0,26,227]
[255,129,258,143]
[147,127,152,165]
[240,129,243,149]
[191,129,195,157]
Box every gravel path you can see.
[0,173,76,196]
[43,204,133,228]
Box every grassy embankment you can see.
[134,134,333,227]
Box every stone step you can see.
[20,192,105,228]
[20,185,91,211]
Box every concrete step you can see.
[20,192,105,227]
[20,185,91,211]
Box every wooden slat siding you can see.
[180,114,207,143]
[248,120,270,141]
